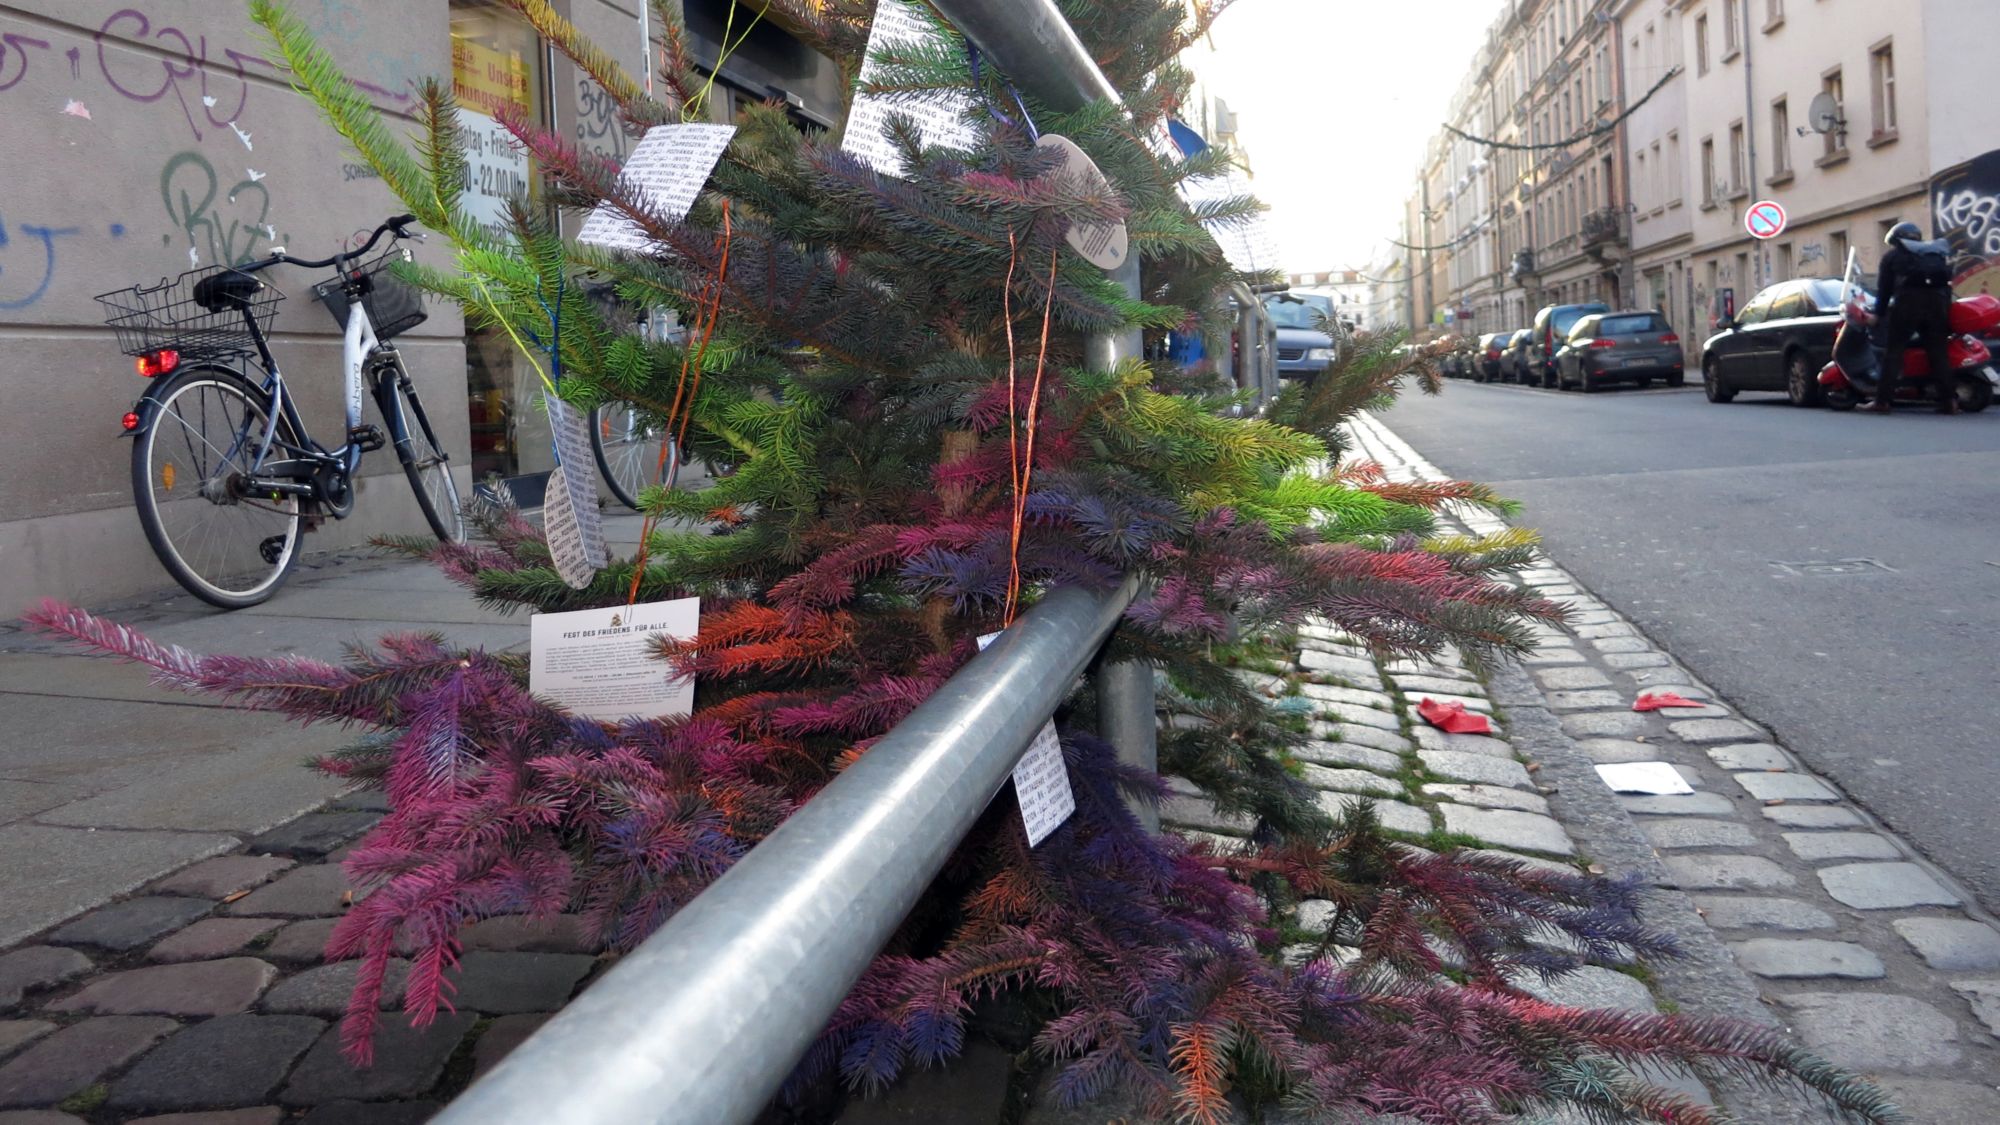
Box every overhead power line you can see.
[1443,66,1682,153]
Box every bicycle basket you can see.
[312,247,428,340]
[95,267,284,361]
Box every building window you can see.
[1728,121,1746,193]
[1829,229,1850,273]
[1776,242,1793,281]
[1667,131,1683,204]
[1635,151,1648,210]
[1695,15,1710,75]
[1700,136,1716,205]
[1870,41,1897,138]
[1822,69,1846,157]
[1766,0,1784,28]
[1723,0,1741,56]
[1770,98,1791,178]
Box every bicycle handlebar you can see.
[234,214,417,275]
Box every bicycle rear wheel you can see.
[590,402,678,510]
[132,366,303,608]
[381,366,465,543]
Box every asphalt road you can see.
[1380,379,2000,911]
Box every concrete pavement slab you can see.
[0,826,237,949]
[134,615,527,663]
[233,587,522,627]
[34,744,349,835]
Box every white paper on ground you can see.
[1594,761,1695,796]
[575,122,736,253]
[977,631,1077,846]
[1035,134,1128,271]
[840,0,978,178]
[541,398,607,589]
[530,597,701,722]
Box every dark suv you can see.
[1527,302,1610,388]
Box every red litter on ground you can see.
[1633,691,1705,712]
[1417,697,1492,734]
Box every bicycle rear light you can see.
[136,349,180,378]
[121,411,141,431]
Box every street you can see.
[1382,380,2000,911]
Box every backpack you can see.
[1905,239,1953,289]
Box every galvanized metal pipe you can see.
[929,0,1120,113]
[433,577,1139,1125]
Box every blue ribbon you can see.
[965,44,1039,141]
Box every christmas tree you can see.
[27,0,1898,1121]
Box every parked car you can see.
[1476,332,1509,382]
[1700,278,1848,406]
[1263,292,1338,380]
[1501,328,1535,383]
[1441,335,1479,378]
[1527,301,1610,387]
[1554,310,1684,392]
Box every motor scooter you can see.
[1818,248,2000,413]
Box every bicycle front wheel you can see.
[132,366,303,608]
[383,369,465,543]
[590,402,678,510]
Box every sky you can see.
[1197,0,1510,273]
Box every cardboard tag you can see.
[1179,166,1281,274]
[1035,134,1128,271]
[576,123,737,253]
[542,398,607,590]
[840,0,978,177]
[977,632,1077,846]
[530,597,701,721]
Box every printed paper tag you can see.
[530,597,701,721]
[1036,134,1128,271]
[542,398,607,590]
[977,632,1077,846]
[575,123,737,253]
[840,0,978,177]
[1179,166,1281,274]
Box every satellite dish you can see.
[1807,91,1845,135]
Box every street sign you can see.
[1745,199,1787,241]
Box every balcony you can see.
[1510,249,1537,281]
[1580,206,1629,252]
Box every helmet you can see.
[1885,221,1923,248]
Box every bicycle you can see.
[98,214,464,609]
[588,305,685,510]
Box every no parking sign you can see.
[1745,199,1787,241]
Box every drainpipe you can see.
[1741,0,1760,289]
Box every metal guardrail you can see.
[434,3,1154,1122]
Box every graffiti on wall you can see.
[160,151,286,268]
[0,10,276,141]
[0,212,84,310]
[1932,149,2000,297]
[576,77,631,161]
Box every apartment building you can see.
[1614,0,1695,361]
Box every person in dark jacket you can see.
[1873,221,1955,414]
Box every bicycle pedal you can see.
[347,424,386,452]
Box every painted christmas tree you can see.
[28,0,1897,1121]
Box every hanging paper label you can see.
[977,632,1077,846]
[575,123,737,253]
[530,597,701,721]
[1179,166,1282,275]
[1035,134,1129,271]
[542,398,607,589]
[840,0,978,178]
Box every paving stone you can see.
[1297,683,1395,712]
[0,949,91,1011]
[1295,649,1379,682]
[260,961,409,1017]
[0,1024,51,1061]
[1619,792,1736,817]
[1949,980,2000,1038]
[1294,900,1337,933]
[1659,854,1796,891]
[45,897,215,952]
[1294,741,1403,774]
[470,1013,552,1081]
[260,920,339,964]
[226,866,364,919]
[1565,609,1617,625]
[1731,772,1839,803]
[1894,918,2000,972]
[1422,784,1549,814]
[51,957,277,1018]
[1232,670,1288,697]
[0,1016,178,1107]
[1315,724,1412,754]
[1573,622,1635,639]
[1468,849,1578,876]
[297,1101,439,1125]
[1317,793,1432,836]
[1520,647,1587,666]
[150,857,296,900]
[1781,831,1900,862]
[1779,992,1961,1069]
[148,919,284,964]
[446,952,595,1014]
[124,1110,284,1125]
[1602,651,1671,669]
[0,1113,83,1124]
[1416,751,1531,790]
[244,813,381,859]
[1533,666,1612,690]
[1409,727,1514,758]
[1729,938,1885,979]
[1690,896,1835,932]
[458,915,594,955]
[108,1015,325,1113]
[1515,965,1655,1012]
[280,1013,476,1104]
[1383,659,1467,679]
[1867,1077,2000,1125]
[1160,794,1253,836]
[1641,819,1758,850]
[1319,704,1402,732]
[1668,718,1760,744]
[1545,689,1627,711]
[1300,766,1404,797]
[1589,636,1650,654]
[1391,674,1484,697]
[1560,711,1649,739]
[1437,806,1573,855]
[1706,743,1790,771]
[1818,862,1961,909]
[1761,804,1864,829]
[1574,738,1657,764]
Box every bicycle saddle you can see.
[192,270,264,312]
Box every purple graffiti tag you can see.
[66,45,80,80]
[0,31,51,92]
[0,214,83,311]
[92,10,272,140]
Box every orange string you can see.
[626,201,734,606]
[1000,230,1022,622]
[1003,249,1060,625]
